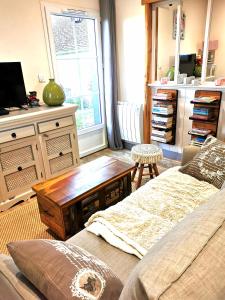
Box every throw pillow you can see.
[7,240,123,300]
[221,181,225,190]
[179,136,225,189]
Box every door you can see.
[42,3,107,157]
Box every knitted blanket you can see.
[86,167,218,259]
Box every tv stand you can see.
[0,107,9,116]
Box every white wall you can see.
[115,0,145,104]
[0,0,99,99]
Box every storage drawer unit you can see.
[38,116,74,133]
[0,125,35,144]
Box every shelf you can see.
[153,98,175,102]
[190,101,220,108]
[189,116,216,124]
[152,124,173,131]
[152,112,173,117]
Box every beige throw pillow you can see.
[179,136,225,189]
[7,240,123,300]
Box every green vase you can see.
[42,78,65,106]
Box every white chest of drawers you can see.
[0,104,79,211]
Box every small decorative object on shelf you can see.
[151,89,178,145]
[27,91,40,107]
[189,90,222,146]
[42,78,65,106]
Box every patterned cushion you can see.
[7,240,123,300]
[179,136,225,189]
[221,181,225,190]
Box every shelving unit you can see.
[151,89,178,145]
[189,90,222,146]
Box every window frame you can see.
[41,1,105,136]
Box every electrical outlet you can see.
[38,74,46,83]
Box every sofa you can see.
[1,144,225,300]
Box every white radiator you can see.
[117,101,143,144]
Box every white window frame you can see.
[152,0,214,84]
[40,1,106,136]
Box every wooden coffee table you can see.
[33,156,134,240]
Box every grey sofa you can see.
[1,145,225,300]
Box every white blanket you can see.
[86,167,218,259]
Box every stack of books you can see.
[189,128,211,136]
[191,136,207,146]
[192,107,214,120]
[153,93,173,100]
[151,131,173,143]
[152,115,173,128]
[152,104,173,115]
[192,96,218,104]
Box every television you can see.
[179,54,196,77]
[0,62,27,109]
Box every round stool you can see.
[131,144,163,189]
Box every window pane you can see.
[51,14,102,130]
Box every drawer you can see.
[0,125,35,144]
[38,116,74,133]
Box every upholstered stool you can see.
[131,144,163,189]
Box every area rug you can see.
[0,149,180,255]
[0,198,55,255]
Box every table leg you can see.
[153,163,159,176]
[148,164,154,179]
[136,164,144,189]
[131,162,139,181]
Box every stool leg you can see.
[148,164,154,179]
[153,163,159,176]
[131,162,139,182]
[136,164,144,189]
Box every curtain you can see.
[99,0,123,150]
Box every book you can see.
[190,128,211,136]
[151,135,173,143]
[152,129,172,138]
[153,93,173,100]
[152,115,173,123]
[193,108,213,116]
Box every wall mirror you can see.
[208,0,225,81]
[152,0,224,84]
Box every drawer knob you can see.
[59,152,63,156]
[11,132,17,138]
[55,122,60,127]
[18,166,23,172]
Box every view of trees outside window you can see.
[51,14,102,130]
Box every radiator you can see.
[117,101,143,144]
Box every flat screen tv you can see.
[0,62,27,108]
[179,54,196,77]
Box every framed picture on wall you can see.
[173,10,185,40]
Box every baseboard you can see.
[162,149,182,161]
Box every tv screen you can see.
[0,62,27,108]
[179,54,196,77]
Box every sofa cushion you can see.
[119,189,225,300]
[67,229,139,284]
[7,240,123,300]
[179,136,225,188]
[0,254,45,300]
